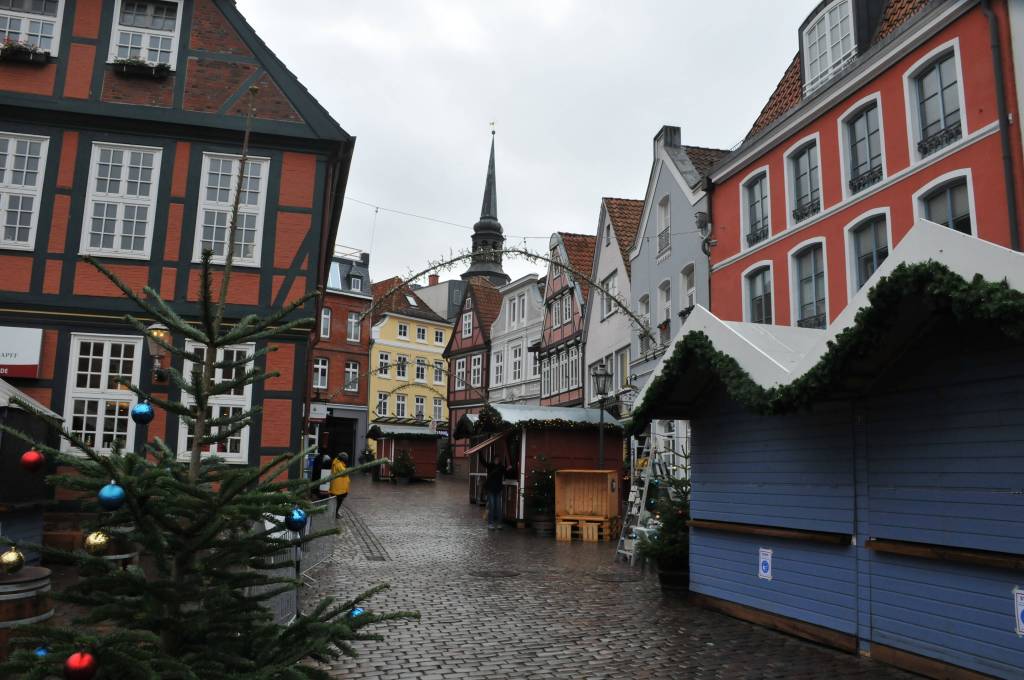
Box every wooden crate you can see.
[554,469,619,522]
[554,518,616,543]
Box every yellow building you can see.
[367,277,452,461]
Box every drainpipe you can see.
[699,177,716,310]
[982,0,1021,251]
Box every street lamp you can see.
[145,323,171,384]
[591,362,613,467]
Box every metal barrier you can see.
[301,497,336,581]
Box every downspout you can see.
[982,0,1021,251]
[699,177,716,309]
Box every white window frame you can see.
[344,361,359,393]
[615,347,630,392]
[395,354,408,379]
[320,307,331,339]
[376,392,388,416]
[601,271,617,319]
[63,333,142,454]
[911,168,977,238]
[529,340,539,377]
[432,397,443,421]
[414,395,425,419]
[349,275,363,292]
[470,354,482,388]
[787,237,830,330]
[193,152,269,267]
[902,39,968,165]
[80,142,162,260]
[433,360,444,384]
[395,393,406,418]
[681,263,696,308]
[397,323,408,339]
[550,354,560,394]
[843,207,892,300]
[559,350,569,392]
[507,297,517,328]
[461,311,473,338]
[741,259,776,324]
[783,133,823,229]
[0,131,49,251]
[434,329,445,345]
[541,357,550,397]
[562,294,571,325]
[377,351,390,378]
[518,293,526,322]
[0,0,66,56]
[837,92,888,201]
[738,165,771,252]
[493,350,504,386]
[414,357,426,383]
[454,357,466,389]
[347,312,360,342]
[312,357,328,390]
[510,342,523,383]
[177,340,254,463]
[568,346,579,389]
[108,0,184,67]
[656,195,671,257]
[802,0,856,94]
[416,326,426,342]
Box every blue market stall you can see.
[630,222,1024,679]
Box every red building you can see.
[308,252,372,458]
[537,232,595,407]
[444,276,502,464]
[707,0,1023,327]
[0,0,353,478]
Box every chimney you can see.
[654,125,682,155]
[428,274,440,286]
[360,252,370,265]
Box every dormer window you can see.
[349,275,362,292]
[109,0,182,67]
[803,0,855,94]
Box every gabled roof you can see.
[744,0,931,140]
[557,232,597,300]
[371,276,447,324]
[630,220,1024,431]
[465,276,504,338]
[454,403,622,438]
[681,146,730,183]
[602,197,644,278]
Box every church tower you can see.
[461,131,510,286]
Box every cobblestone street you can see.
[306,476,915,680]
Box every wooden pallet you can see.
[555,517,618,543]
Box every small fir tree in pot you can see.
[391,450,415,484]
[637,476,690,592]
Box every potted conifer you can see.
[392,450,415,485]
[637,476,690,593]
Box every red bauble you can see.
[64,651,98,680]
[20,449,45,473]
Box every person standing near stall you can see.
[330,452,351,519]
[481,453,509,530]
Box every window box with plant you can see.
[112,56,172,79]
[637,476,690,593]
[0,38,49,65]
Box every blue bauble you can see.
[350,607,365,618]
[33,647,48,658]
[285,507,307,532]
[130,401,155,425]
[98,482,126,511]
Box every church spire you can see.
[462,128,509,286]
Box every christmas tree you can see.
[0,90,415,680]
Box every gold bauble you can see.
[84,531,111,556]
[1,546,25,574]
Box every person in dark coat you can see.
[481,453,510,530]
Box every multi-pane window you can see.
[541,358,550,397]
[615,348,630,392]
[601,272,617,317]
[519,294,527,321]
[638,295,652,353]
[470,354,482,387]
[395,355,407,379]
[851,217,889,290]
[397,323,408,338]
[568,347,579,389]
[803,0,854,92]
[112,0,179,65]
[923,179,971,235]
[461,311,473,338]
[83,144,160,257]
[454,358,466,389]
[847,104,882,192]
[549,354,559,394]
[376,392,388,416]
[682,265,695,308]
[377,351,390,378]
[915,53,961,156]
[347,312,360,341]
[511,344,523,382]
[0,132,47,249]
[562,295,571,324]
[195,154,268,264]
[395,394,406,418]
[320,307,331,339]
[795,245,826,329]
[434,329,444,344]
[658,282,671,345]
[507,296,517,327]
[493,351,504,386]
[416,327,426,341]
[433,360,444,383]
[657,196,671,255]
[65,335,141,453]
[747,267,773,325]
[344,361,359,392]
[790,143,821,222]
[0,0,61,54]
[179,342,253,462]
[745,173,769,246]
[414,395,425,419]
[529,341,540,377]
[560,350,569,391]
[432,397,443,422]
[415,358,426,382]
[312,358,328,390]
[349,276,362,292]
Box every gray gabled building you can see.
[488,274,545,405]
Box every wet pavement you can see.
[306,475,915,680]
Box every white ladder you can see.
[615,438,660,564]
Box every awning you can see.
[0,378,58,418]
[463,431,509,457]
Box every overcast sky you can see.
[237,1,818,285]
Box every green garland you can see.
[628,261,1024,435]
[474,403,623,435]
[366,424,441,441]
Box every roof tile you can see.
[557,232,597,300]
[371,276,447,324]
[465,277,503,339]
[602,197,644,278]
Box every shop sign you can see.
[308,402,327,423]
[0,327,43,378]
[758,547,772,581]
[1014,588,1024,636]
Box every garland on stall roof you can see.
[628,261,1024,435]
[475,403,623,434]
[365,425,441,441]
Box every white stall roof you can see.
[0,378,58,418]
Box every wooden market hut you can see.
[366,423,442,481]
[629,222,1024,679]
[454,403,623,522]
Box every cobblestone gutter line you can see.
[341,505,391,562]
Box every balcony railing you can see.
[792,197,821,223]
[657,228,671,255]
[746,226,769,247]
[796,312,826,329]
[848,165,883,194]
[917,121,962,157]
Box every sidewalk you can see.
[306,476,915,679]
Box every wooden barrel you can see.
[0,566,53,661]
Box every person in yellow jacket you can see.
[330,452,351,519]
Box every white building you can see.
[488,274,544,405]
